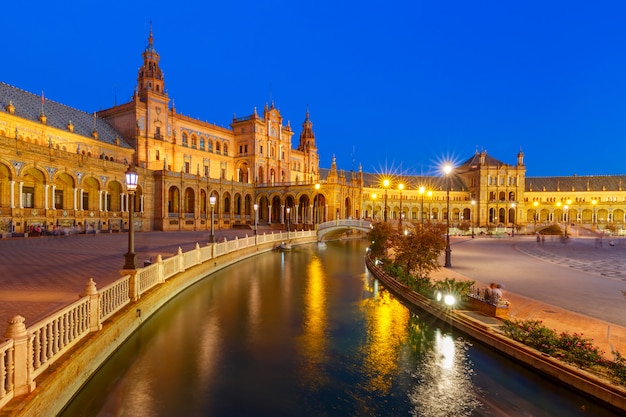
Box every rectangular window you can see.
[185,162,190,173]
[204,165,209,177]
[82,192,89,211]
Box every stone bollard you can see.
[4,315,36,395]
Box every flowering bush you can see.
[555,331,604,368]
[610,351,626,385]
[501,319,559,355]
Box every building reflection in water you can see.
[360,273,410,393]
[299,255,329,388]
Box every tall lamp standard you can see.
[427,190,433,223]
[286,207,291,232]
[533,201,539,231]
[564,202,569,238]
[471,200,476,238]
[511,203,516,237]
[383,179,390,222]
[398,183,404,228]
[371,193,377,220]
[443,164,452,268]
[209,195,216,243]
[123,166,138,270]
[253,203,258,235]
[419,186,426,226]
[592,199,597,230]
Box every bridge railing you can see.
[317,219,372,231]
[0,230,317,411]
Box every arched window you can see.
[199,137,205,150]
[191,135,197,148]
[208,140,213,152]
[223,143,228,156]
[216,142,221,154]
[182,132,188,146]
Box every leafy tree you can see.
[390,222,447,283]
[367,221,396,259]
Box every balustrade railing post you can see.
[83,278,102,332]
[156,254,164,284]
[126,270,140,302]
[4,315,35,395]
[177,247,184,272]
[195,243,201,266]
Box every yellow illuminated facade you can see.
[1,29,625,236]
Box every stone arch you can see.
[168,185,180,214]
[184,187,195,214]
[258,166,265,183]
[82,176,101,211]
[237,162,249,183]
[20,167,47,209]
[105,179,123,212]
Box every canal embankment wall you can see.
[365,255,626,413]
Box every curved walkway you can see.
[434,235,626,360]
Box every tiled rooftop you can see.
[0,82,132,149]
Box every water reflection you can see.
[61,240,619,417]
[360,276,410,394]
[298,255,329,389]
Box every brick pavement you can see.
[0,229,253,326]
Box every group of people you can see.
[484,282,504,304]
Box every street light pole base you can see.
[123,252,137,270]
[444,246,452,268]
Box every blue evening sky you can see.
[3,1,626,177]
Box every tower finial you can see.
[149,20,154,47]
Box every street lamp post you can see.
[592,199,597,230]
[286,206,291,232]
[123,166,138,270]
[253,203,258,235]
[427,190,433,223]
[419,186,426,226]
[533,201,539,230]
[383,179,390,222]
[398,183,404,228]
[444,164,452,268]
[209,195,216,243]
[564,203,569,238]
[371,193,377,220]
[511,203,516,237]
[471,200,475,238]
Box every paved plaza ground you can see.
[0,228,625,359]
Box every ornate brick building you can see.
[1,29,624,237]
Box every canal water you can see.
[61,240,618,416]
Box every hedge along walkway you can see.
[430,267,626,361]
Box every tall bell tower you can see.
[137,24,166,99]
